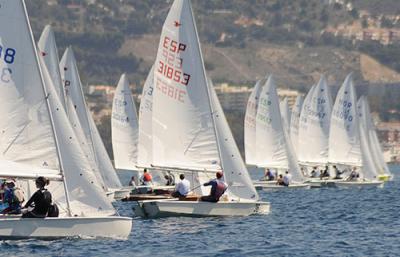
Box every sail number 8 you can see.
[0,47,16,64]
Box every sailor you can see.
[172,174,190,198]
[347,167,359,181]
[264,168,275,181]
[310,167,318,178]
[201,171,228,202]
[276,174,285,186]
[320,166,330,179]
[128,176,136,187]
[283,171,292,186]
[22,177,53,218]
[1,180,23,215]
[139,168,153,186]
[164,172,175,186]
[333,165,343,179]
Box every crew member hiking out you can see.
[201,172,228,202]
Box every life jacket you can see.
[143,173,152,182]
[214,180,227,200]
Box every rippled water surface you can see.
[1,166,399,256]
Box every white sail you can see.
[0,0,114,216]
[111,74,138,170]
[280,97,291,137]
[298,76,332,164]
[37,25,66,110]
[329,74,361,166]
[255,76,303,181]
[298,85,316,164]
[359,115,379,180]
[357,97,391,176]
[289,95,303,154]
[210,80,258,201]
[255,76,288,168]
[151,0,220,171]
[244,79,263,165]
[138,65,155,167]
[60,47,121,189]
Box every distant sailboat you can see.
[329,74,382,188]
[60,47,123,197]
[357,96,392,181]
[110,74,140,198]
[254,76,309,189]
[0,0,132,239]
[133,0,269,217]
[298,76,332,166]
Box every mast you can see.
[23,0,72,216]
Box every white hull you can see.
[252,180,277,186]
[0,216,132,239]
[113,187,133,200]
[305,178,345,188]
[256,183,310,190]
[133,199,270,218]
[334,180,384,188]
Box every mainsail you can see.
[138,66,155,168]
[111,74,139,170]
[151,0,220,171]
[329,74,361,166]
[244,79,263,165]
[298,76,332,164]
[255,76,288,168]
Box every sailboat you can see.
[60,47,124,199]
[110,74,140,199]
[328,74,382,188]
[253,76,309,190]
[112,71,175,201]
[133,0,269,218]
[0,0,132,239]
[357,96,392,181]
[297,76,341,187]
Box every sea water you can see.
[1,166,399,257]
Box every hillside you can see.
[26,0,400,87]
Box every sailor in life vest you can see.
[139,168,153,186]
[22,177,54,218]
[1,180,24,215]
[201,171,228,202]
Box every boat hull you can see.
[133,200,270,218]
[113,187,133,200]
[334,181,384,188]
[377,174,391,182]
[305,179,345,188]
[256,183,310,190]
[0,216,132,240]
